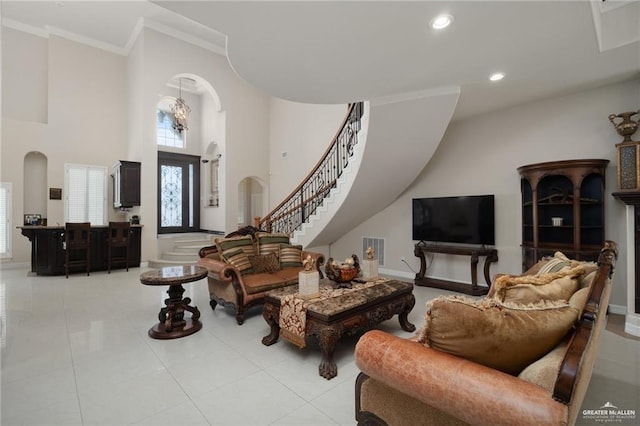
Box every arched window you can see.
[157,98,184,148]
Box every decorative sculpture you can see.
[325,254,361,287]
[366,246,375,260]
[303,254,315,272]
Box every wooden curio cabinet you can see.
[518,159,609,271]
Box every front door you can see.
[157,151,200,234]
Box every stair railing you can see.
[256,102,364,235]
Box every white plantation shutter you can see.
[0,183,11,258]
[87,168,105,224]
[64,165,107,225]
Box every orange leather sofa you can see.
[354,241,617,426]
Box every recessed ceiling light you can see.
[430,14,453,30]
[489,72,505,82]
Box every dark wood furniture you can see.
[612,191,640,313]
[261,279,415,380]
[112,160,141,208]
[107,221,131,273]
[64,222,91,278]
[20,225,142,275]
[139,265,208,339]
[518,159,609,271]
[414,243,498,296]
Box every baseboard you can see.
[379,268,414,280]
[624,313,640,337]
[0,261,30,270]
[608,303,626,315]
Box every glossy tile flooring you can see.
[1,267,638,425]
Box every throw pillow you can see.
[215,235,256,257]
[536,251,572,275]
[416,295,579,375]
[249,253,281,273]
[521,251,571,276]
[490,265,585,305]
[221,247,254,275]
[279,244,303,268]
[256,232,290,256]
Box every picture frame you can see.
[49,187,62,200]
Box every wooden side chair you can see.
[64,222,91,278]
[107,221,131,273]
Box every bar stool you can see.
[107,221,131,273]
[64,222,91,278]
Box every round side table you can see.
[140,265,208,339]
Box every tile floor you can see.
[1,266,638,425]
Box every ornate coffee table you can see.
[262,279,415,379]
[140,265,208,339]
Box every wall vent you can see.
[362,237,385,266]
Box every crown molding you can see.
[2,16,227,58]
[143,18,227,57]
[2,18,49,39]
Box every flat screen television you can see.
[412,195,495,246]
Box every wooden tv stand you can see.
[414,243,498,296]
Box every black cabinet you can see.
[518,159,608,271]
[112,161,141,208]
[20,225,142,275]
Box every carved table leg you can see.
[149,284,202,339]
[312,324,342,380]
[399,294,416,332]
[262,302,280,346]
[483,251,499,285]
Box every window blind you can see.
[64,165,107,225]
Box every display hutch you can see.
[518,159,609,271]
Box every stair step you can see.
[161,251,200,261]
[173,237,213,245]
[173,244,210,253]
[148,258,197,268]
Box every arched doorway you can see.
[237,177,265,228]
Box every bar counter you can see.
[19,225,142,276]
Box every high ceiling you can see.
[2,1,639,121]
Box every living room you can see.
[1,1,639,424]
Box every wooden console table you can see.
[414,244,498,296]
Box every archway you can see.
[23,151,47,223]
[237,177,265,228]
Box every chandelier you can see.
[171,78,191,132]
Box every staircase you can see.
[259,87,461,249]
[148,233,214,268]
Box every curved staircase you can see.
[259,87,460,249]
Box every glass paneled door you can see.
[157,151,200,234]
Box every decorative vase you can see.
[610,110,640,191]
[609,110,640,142]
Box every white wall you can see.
[268,99,347,208]
[2,32,128,264]
[200,93,225,232]
[1,26,271,264]
[330,79,639,307]
[1,28,48,123]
